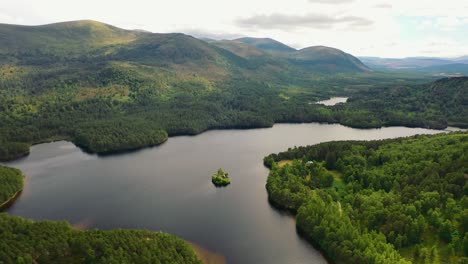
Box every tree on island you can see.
[212,168,230,187]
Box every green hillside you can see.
[0,20,139,61]
[234,37,296,53]
[0,20,464,161]
[291,46,371,73]
[232,37,370,72]
[212,40,268,58]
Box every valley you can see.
[0,17,467,264]
[1,21,467,162]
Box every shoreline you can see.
[0,189,23,210]
[188,242,227,264]
[0,172,25,210]
[2,121,462,163]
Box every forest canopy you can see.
[0,165,23,207]
[264,132,468,264]
[0,213,202,264]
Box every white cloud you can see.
[236,13,373,30]
[435,17,468,31]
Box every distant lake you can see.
[315,97,348,106]
[2,123,447,264]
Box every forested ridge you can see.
[0,165,202,263]
[264,132,468,263]
[1,20,467,161]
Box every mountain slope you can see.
[234,37,296,53]
[228,38,369,73]
[0,20,139,56]
[0,20,244,79]
[0,20,370,75]
[212,40,267,58]
[290,46,370,73]
[0,20,454,162]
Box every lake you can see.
[2,123,446,264]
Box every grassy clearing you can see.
[277,160,293,167]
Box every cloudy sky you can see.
[1,0,468,58]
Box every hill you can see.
[212,40,267,58]
[231,37,370,73]
[290,46,371,73]
[0,20,140,59]
[0,20,459,161]
[234,37,296,53]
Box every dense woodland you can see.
[0,165,23,206]
[0,214,201,264]
[1,21,466,161]
[264,132,468,264]
[337,77,468,129]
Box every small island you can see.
[212,168,231,187]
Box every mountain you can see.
[290,46,371,72]
[234,37,296,53]
[360,56,468,69]
[0,20,242,79]
[216,38,369,73]
[212,40,267,58]
[0,20,140,55]
[453,55,468,64]
[413,63,468,76]
[359,55,468,76]
[0,20,370,78]
[0,20,389,161]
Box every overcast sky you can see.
[1,0,467,58]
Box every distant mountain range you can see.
[210,37,370,73]
[0,20,369,74]
[359,56,468,74]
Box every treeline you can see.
[0,166,23,206]
[0,142,30,161]
[0,213,201,264]
[335,77,468,129]
[265,132,468,263]
[1,55,466,162]
[73,119,168,153]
